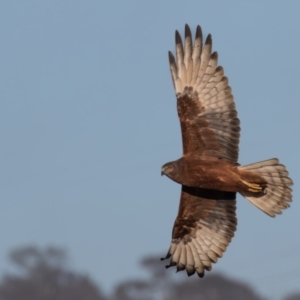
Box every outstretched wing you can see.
[161,186,237,277]
[169,24,240,163]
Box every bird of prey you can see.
[161,24,293,277]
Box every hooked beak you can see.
[161,170,164,176]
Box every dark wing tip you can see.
[186,268,196,277]
[175,29,183,45]
[197,271,205,278]
[168,51,176,64]
[205,33,212,46]
[176,263,185,272]
[195,25,203,40]
[211,51,218,60]
[215,65,224,73]
[165,260,176,269]
[205,265,212,271]
[161,251,171,261]
[185,24,192,39]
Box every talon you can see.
[241,179,263,192]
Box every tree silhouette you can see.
[284,293,300,300]
[0,246,106,300]
[168,273,264,300]
[112,255,264,300]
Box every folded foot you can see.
[240,179,263,193]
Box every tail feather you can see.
[238,158,293,217]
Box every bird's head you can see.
[161,161,178,178]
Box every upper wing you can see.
[161,185,237,277]
[169,24,240,163]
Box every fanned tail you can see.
[238,158,293,217]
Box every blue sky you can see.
[0,1,299,299]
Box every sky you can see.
[0,1,299,299]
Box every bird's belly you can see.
[181,164,240,192]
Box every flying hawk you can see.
[161,24,293,277]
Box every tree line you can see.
[0,246,298,300]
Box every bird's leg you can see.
[240,179,263,193]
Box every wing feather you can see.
[185,244,196,276]
[197,52,218,92]
[172,243,181,264]
[195,35,212,87]
[193,238,213,269]
[175,30,184,82]
[191,25,203,85]
[189,241,204,271]
[184,24,193,84]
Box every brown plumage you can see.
[161,24,293,277]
